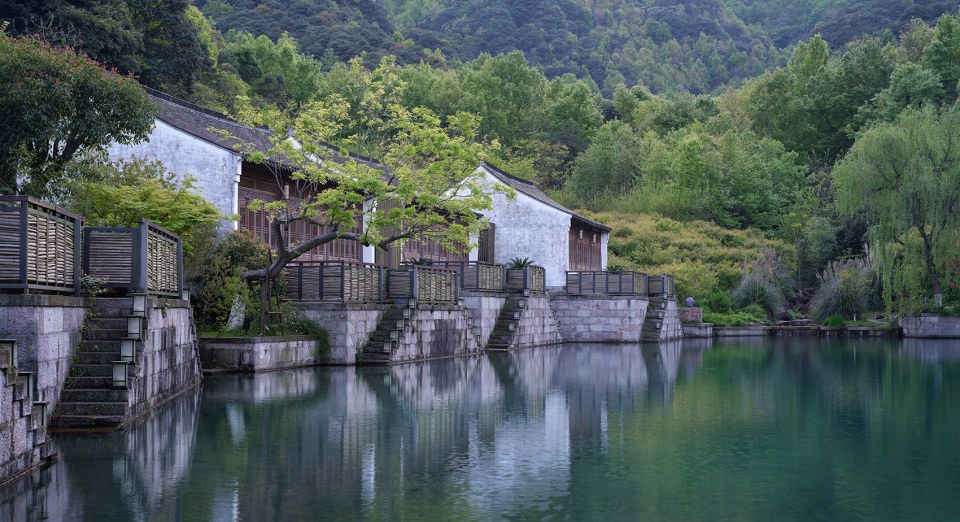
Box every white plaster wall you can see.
[107,121,241,230]
[479,170,571,288]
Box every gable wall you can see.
[480,171,571,288]
[107,120,241,230]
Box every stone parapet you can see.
[679,307,703,322]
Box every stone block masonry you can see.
[201,336,325,371]
[461,292,507,347]
[551,294,648,343]
[296,303,384,365]
[900,315,960,338]
[0,295,88,485]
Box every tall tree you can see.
[833,107,960,310]
[219,57,508,282]
[0,31,156,196]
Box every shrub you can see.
[824,315,846,327]
[702,288,732,313]
[703,309,768,326]
[194,230,269,330]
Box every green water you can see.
[7,337,960,521]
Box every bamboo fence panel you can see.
[432,261,506,292]
[85,229,135,287]
[414,266,458,304]
[146,225,180,296]
[565,271,646,295]
[0,196,82,294]
[285,262,384,302]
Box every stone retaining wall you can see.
[0,295,89,485]
[682,323,713,338]
[461,292,507,348]
[551,294,648,343]
[392,304,482,363]
[512,295,563,348]
[296,303,383,365]
[97,298,201,419]
[901,315,960,338]
[200,336,323,371]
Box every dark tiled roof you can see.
[144,88,381,169]
[481,162,611,232]
[146,88,272,155]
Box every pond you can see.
[4,337,960,521]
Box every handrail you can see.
[284,261,384,303]
[646,274,675,297]
[428,261,507,292]
[387,265,459,304]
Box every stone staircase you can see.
[641,296,670,342]
[51,308,136,430]
[361,301,482,365]
[486,292,562,351]
[486,293,527,351]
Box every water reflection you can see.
[9,337,960,520]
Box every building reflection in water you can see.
[10,340,709,520]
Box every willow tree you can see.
[833,107,960,311]
[221,57,506,283]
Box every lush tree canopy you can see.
[0,31,156,196]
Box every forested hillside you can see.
[3,1,960,322]
[194,0,960,93]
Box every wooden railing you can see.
[387,265,459,304]
[646,274,675,297]
[506,266,546,294]
[284,261,384,303]
[0,196,84,295]
[84,218,183,297]
[565,271,647,296]
[430,261,506,292]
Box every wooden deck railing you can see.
[0,196,84,295]
[506,266,546,294]
[387,265,459,304]
[646,274,675,297]
[430,261,506,292]
[566,271,647,295]
[284,261,384,303]
[84,218,183,297]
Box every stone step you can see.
[74,351,125,365]
[65,376,114,389]
[87,317,129,330]
[61,388,129,403]
[69,364,119,377]
[83,328,129,341]
[78,340,122,352]
[57,401,128,417]
[49,414,126,431]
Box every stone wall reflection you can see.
[33,384,201,520]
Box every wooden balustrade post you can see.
[135,219,149,294]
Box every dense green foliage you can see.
[4,1,960,319]
[0,31,156,196]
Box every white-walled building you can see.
[108,90,608,284]
[475,163,610,288]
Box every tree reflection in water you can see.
[7,337,960,521]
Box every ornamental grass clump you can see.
[810,248,881,322]
[731,247,788,321]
